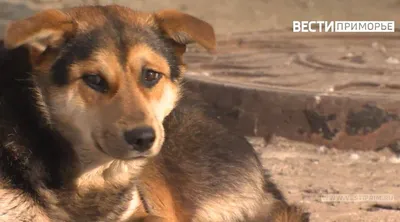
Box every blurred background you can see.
[1,0,400,35]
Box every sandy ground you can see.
[249,136,400,222]
[1,0,400,221]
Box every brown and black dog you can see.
[0,5,309,222]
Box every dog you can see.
[0,5,309,222]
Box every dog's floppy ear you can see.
[4,9,75,53]
[154,9,216,54]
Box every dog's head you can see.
[4,5,215,169]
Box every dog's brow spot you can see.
[127,44,171,77]
[51,31,102,86]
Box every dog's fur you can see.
[0,5,309,222]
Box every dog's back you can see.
[136,93,309,222]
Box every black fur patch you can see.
[98,6,130,66]
[0,41,77,201]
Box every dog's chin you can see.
[93,140,156,161]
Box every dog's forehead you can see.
[66,5,155,30]
[60,5,170,64]
[61,5,155,51]
[51,6,181,85]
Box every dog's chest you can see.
[118,189,141,222]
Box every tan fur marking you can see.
[127,44,171,78]
[69,49,122,103]
[150,82,180,122]
[126,44,179,122]
[138,160,182,222]
[119,189,141,222]
[76,159,147,191]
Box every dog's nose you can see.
[124,127,156,152]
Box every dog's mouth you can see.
[93,137,147,161]
[94,139,109,156]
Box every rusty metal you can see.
[183,30,400,150]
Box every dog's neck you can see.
[74,157,147,190]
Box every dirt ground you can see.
[247,136,400,222]
[1,0,400,221]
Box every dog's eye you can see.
[82,74,109,93]
[142,69,162,88]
